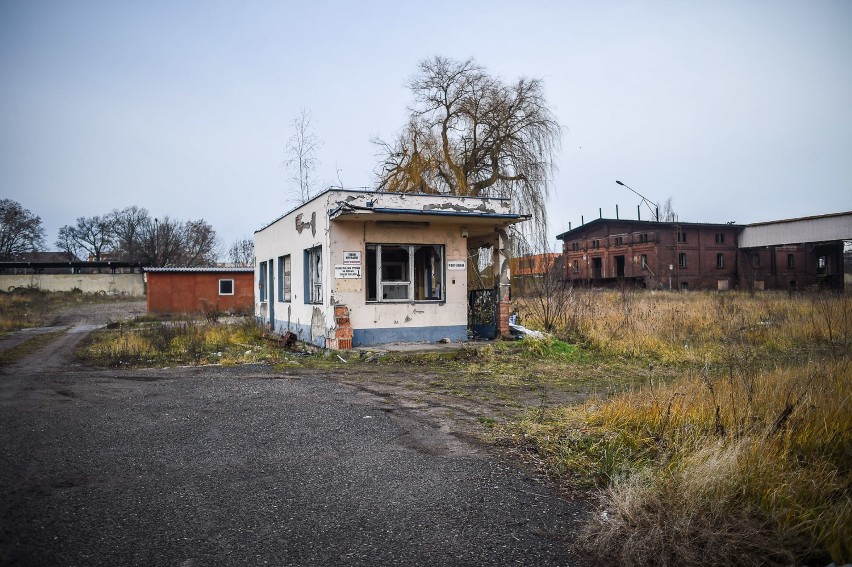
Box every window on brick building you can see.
[787,254,794,269]
[572,260,579,273]
[678,252,687,268]
[716,253,725,268]
[752,253,760,268]
[677,231,688,243]
[715,233,725,244]
[640,254,648,269]
[219,279,234,295]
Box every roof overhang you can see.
[329,204,529,236]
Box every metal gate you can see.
[468,287,498,339]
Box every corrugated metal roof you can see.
[144,267,254,273]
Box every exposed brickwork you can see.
[333,305,352,350]
[497,301,511,337]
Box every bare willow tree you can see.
[284,108,322,204]
[375,56,561,241]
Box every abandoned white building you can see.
[253,189,528,349]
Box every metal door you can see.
[468,288,497,339]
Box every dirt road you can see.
[0,302,587,566]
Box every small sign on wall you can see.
[342,251,361,265]
[447,260,466,270]
[334,265,362,279]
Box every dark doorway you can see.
[615,255,625,278]
[592,257,603,279]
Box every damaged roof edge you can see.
[329,203,530,222]
[254,187,518,233]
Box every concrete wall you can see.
[0,273,145,296]
[739,212,852,248]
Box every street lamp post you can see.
[616,180,659,222]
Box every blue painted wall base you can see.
[352,325,467,347]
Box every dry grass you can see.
[513,289,850,364]
[0,287,119,334]
[506,290,851,565]
[77,317,292,367]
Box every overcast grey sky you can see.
[2,0,850,254]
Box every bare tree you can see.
[227,237,255,267]
[658,197,677,222]
[135,216,219,267]
[0,199,46,259]
[108,206,151,261]
[55,215,114,261]
[375,56,561,241]
[284,108,322,204]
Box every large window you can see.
[278,255,291,302]
[305,247,322,304]
[259,261,268,302]
[366,244,444,302]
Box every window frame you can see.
[365,243,445,303]
[787,254,795,269]
[678,252,687,269]
[304,246,322,305]
[219,279,234,296]
[278,254,291,302]
[716,253,725,269]
[258,261,268,302]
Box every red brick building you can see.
[557,212,851,291]
[557,219,742,290]
[145,267,254,314]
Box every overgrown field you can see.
[77,317,294,367]
[509,290,851,566]
[0,286,128,334]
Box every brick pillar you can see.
[332,305,352,350]
[497,300,511,337]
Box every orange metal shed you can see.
[145,267,254,314]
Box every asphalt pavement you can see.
[0,306,586,566]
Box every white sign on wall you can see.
[334,265,362,279]
[342,251,361,265]
[447,260,466,271]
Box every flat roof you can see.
[144,267,254,273]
